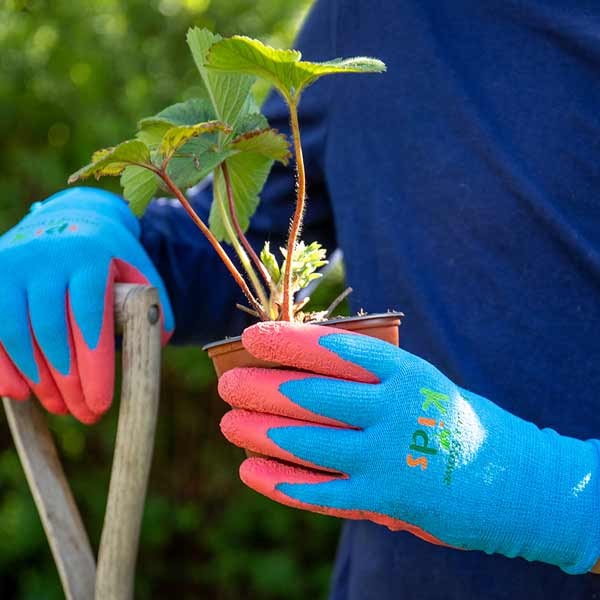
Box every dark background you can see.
[0,1,347,598]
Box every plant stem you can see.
[281,99,306,321]
[235,303,260,318]
[214,171,270,312]
[221,162,271,288]
[324,286,353,319]
[159,170,268,320]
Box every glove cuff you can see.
[563,437,600,574]
[511,429,600,574]
[448,390,600,574]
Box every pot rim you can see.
[201,311,404,352]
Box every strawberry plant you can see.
[69,28,385,322]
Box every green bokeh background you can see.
[0,1,347,598]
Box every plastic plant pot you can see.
[203,312,404,377]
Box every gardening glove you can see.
[0,187,174,423]
[219,322,600,574]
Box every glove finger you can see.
[0,290,67,415]
[221,409,360,473]
[0,343,30,400]
[219,367,380,428]
[242,322,405,383]
[69,255,172,416]
[69,261,117,417]
[113,250,174,342]
[28,276,98,424]
[241,458,449,545]
[240,456,350,513]
[0,289,39,384]
[28,337,69,415]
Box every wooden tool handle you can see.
[2,396,96,599]
[95,284,162,600]
[2,283,163,600]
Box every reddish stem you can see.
[159,169,267,319]
[221,162,271,287]
[281,101,306,321]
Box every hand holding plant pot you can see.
[218,321,600,575]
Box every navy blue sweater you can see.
[141,1,600,597]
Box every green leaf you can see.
[136,121,171,147]
[68,140,150,183]
[210,152,273,242]
[231,128,291,164]
[186,27,254,127]
[139,98,216,130]
[280,241,328,292]
[91,148,113,163]
[207,36,386,101]
[137,98,217,147]
[166,136,233,190]
[260,242,281,284]
[160,120,231,159]
[234,111,268,136]
[136,98,231,190]
[121,166,158,216]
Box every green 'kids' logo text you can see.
[405,388,460,485]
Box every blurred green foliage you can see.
[0,1,351,598]
[0,0,311,218]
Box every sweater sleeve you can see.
[140,0,338,345]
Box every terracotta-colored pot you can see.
[203,312,404,377]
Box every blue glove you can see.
[219,322,600,574]
[0,187,174,423]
